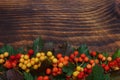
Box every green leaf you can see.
[0,45,15,55]
[112,49,120,59]
[33,37,44,55]
[78,44,91,58]
[16,47,25,54]
[23,72,35,80]
[103,52,109,57]
[62,62,75,76]
[86,65,110,80]
[53,74,66,80]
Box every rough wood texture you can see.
[0,0,120,52]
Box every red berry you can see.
[84,68,88,73]
[90,51,96,56]
[116,57,120,62]
[102,63,106,68]
[87,69,92,74]
[80,53,86,59]
[10,55,15,60]
[15,53,22,59]
[28,49,34,55]
[46,68,51,75]
[37,76,43,80]
[74,51,79,56]
[77,72,84,79]
[70,54,75,59]
[104,65,110,71]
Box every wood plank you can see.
[0,0,120,53]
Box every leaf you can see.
[62,63,75,76]
[16,47,25,54]
[53,74,66,80]
[102,52,109,57]
[86,65,110,80]
[23,72,34,80]
[33,37,44,55]
[0,45,15,55]
[112,49,120,59]
[78,44,91,58]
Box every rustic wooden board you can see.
[0,0,120,52]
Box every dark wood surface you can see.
[0,0,120,52]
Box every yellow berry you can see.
[21,65,27,70]
[33,65,39,70]
[0,54,4,59]
[36,53,41,58]
[19,58,24,63]
[38,62,41,67]
[52,58,58,64]
[19,63,23,67]
[73,71,79,77]
[26,63,32,68]
[24,55,29,60]
[24,60,28,64]
[49,56,54,60]
[25,69,30,73]
[47,51,53,57]
[35,58,39,63]
[0,59,4,64]
[30,60,35,65]
[39,56,45,61]
[3,52,9,57]
[41,52,45,56]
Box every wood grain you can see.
[0,0,120,52]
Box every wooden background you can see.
[0,0,120,52]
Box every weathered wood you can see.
[0,0,120,52]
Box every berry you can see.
[84,57,89,62]
[80,54,86,59]
[90,51,96,56]
[74,51,79,56]
[98,54,103,59]
[28,49,34,56]
[37,76,43,80]
[104,65,110,71]
[86,64,92,69]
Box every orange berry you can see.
[87,64,92,69]
[74,51,79,56]
[43,76,49,80]
[59,57,64,62]
[57,53,62,59]
[57,70,62,75]
[102,57,106,61]
[52,67,58,73]
[78,57,83,62]
[90,51,96,56]
[107,57,112,62]
[64,56,69,61]
[52,72,57,76]
[89,60,95,64]
[70,54,75,59]
[74,58,79,62]
[92,63,95,67]
[95,59,99,64]
[52,63,57,67]
[46,68,51,75]
[84,57,89,62]
[98,54,103,59]
[63,60,68,65]
[58,62,64,68]
[37,76,43,80]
